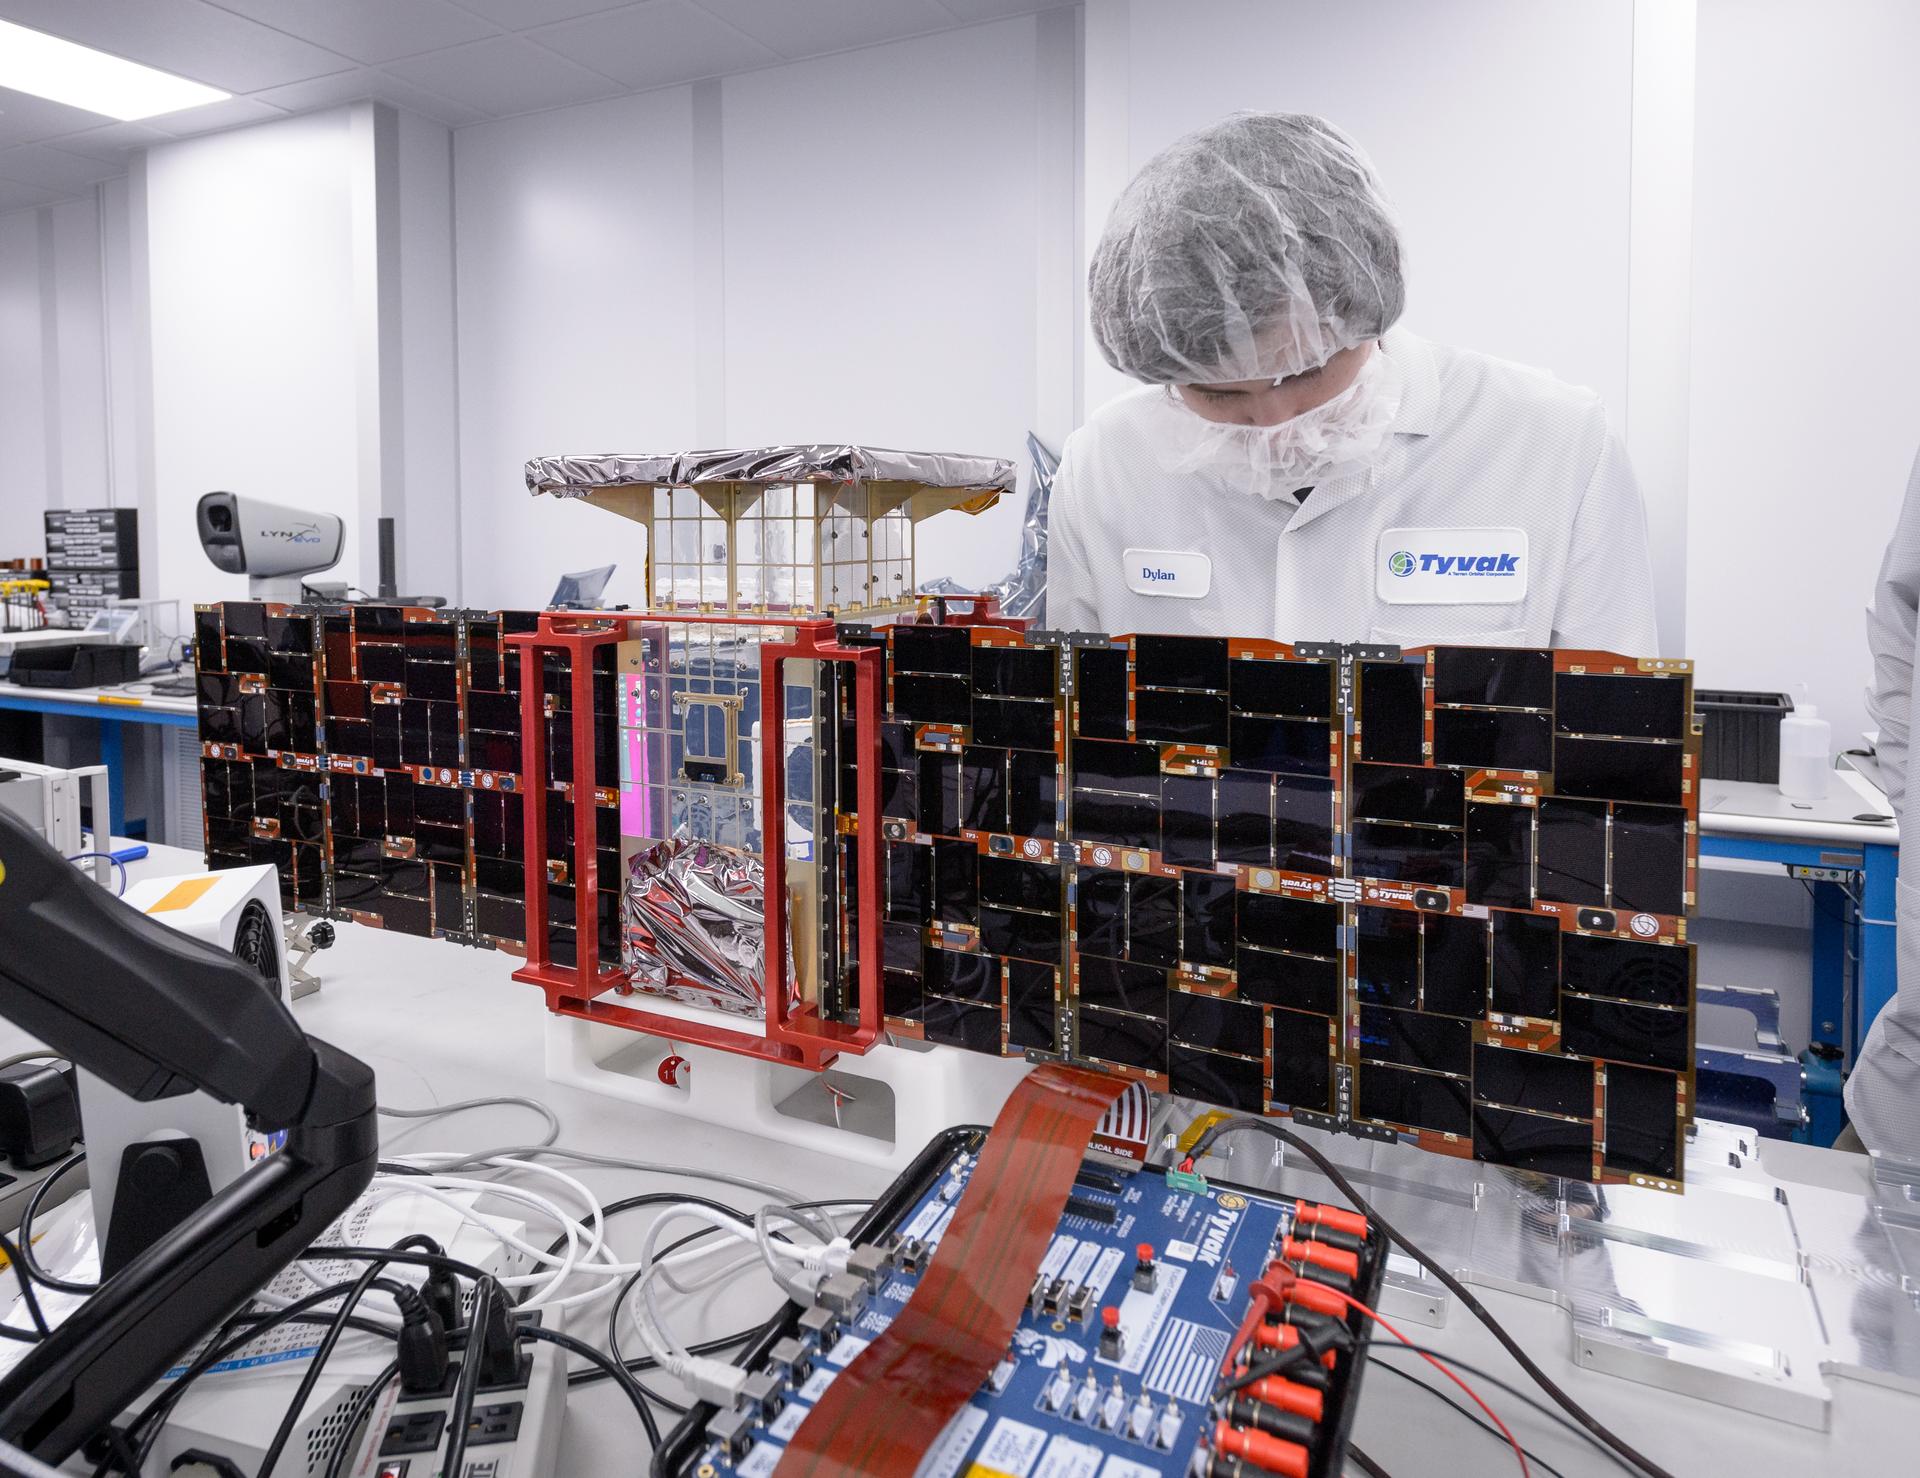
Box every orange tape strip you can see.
[775,1063,1127,1478]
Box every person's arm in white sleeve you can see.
[1864,447,1920,818]
[1549,427,1660,655]
[1842,445,1920,1155]
[1043,438,1102,632]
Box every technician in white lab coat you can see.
[1046,112,1660,654]
[1844,445,1920,1154]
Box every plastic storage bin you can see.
[1695,689,1793,783]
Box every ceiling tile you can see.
[143,96,294,137]
[383,35,623,115]
[531,2,778,89]
[43,121,174,163]
[694,0,952,60]
[205,0,498,65]
[442,0,641,29]
[0,86,120,147]
[937,0,1073,19]
[0,175,61,212]
[0,142,123,191]
[0,0,353,92]
[252,66,488,128]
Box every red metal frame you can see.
[920,591,1030,633]
[507,609,886,1070]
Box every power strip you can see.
[334,1329,566,1478]
[148,1190,537,1478]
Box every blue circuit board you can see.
[689,1157,1324,1478]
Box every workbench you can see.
[5,840,1915,1476]
[1700,765,1899,1074]
[0,680,197,839]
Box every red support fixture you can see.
[507,610,887,1071]
[921,591,1030,634]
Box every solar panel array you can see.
[193,600,621,967]
[197,604,1697,1188]
[831,629,1697,1189]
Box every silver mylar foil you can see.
[920,431,1057,620]
[526,444,1016,498]
[622,835,787,1017]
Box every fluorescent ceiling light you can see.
[0,19,229,121]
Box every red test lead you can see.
[1211,1420,1309,1478]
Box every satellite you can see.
[195,445,1697,1188]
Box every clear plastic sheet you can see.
[920,432,1056,621]
[622,834,787,1016]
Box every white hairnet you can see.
[1090,112,1404,386]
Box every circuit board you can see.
[660,1129,1382,1478]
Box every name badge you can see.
[1125,548,1211,599]
[1377,526,1529,605]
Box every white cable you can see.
[432,1143,803,1203]
[361,1177,586,1308]
[378,1094,563,1158]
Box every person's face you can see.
[1174,341,1375,427]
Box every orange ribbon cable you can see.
[775,1063,1129,1478]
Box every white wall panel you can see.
[143,111,362,607]
[1686,0,1920,752]
[453,89,700,610]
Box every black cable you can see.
[0,1231,50,1337]
[304,1245,491,1281]
[1346,1445,1393,1478]
[15,1151,97,1294]
[440,1277,492,1478]
[105,1278,403,1478]
[322,1358,399,1478]
[1214,1342,1314,1397]
[385,1232,448,1258]
[1799,877,1861,928]
[523,1323,662,1447]
[1183,1117,1676,1478]
[256,1260,392,1478]
[1365,1355,1571,1478]
[1369,1345,1637,1477]
[117,1241,490,1473]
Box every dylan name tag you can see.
[1376,526,1529,605]
[1124,548,1211,599]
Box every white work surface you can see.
[7,841,1916,1477]
[1700,766,1899,845]
[0,680,199,718]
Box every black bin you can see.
[7,641,142,689]
[1695,689,1793,783]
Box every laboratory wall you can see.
[143,108,365,606]
[1080,0,1636,424]
[1685,0,1920,753]
[0,208,49,561]
[451,86,701,612]
[717,14,1068,593]
[450,11,1071,607]
[0,184,136,565]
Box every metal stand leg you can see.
[99,719,124,840]
[1859,842,1900,1052]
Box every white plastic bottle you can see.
[1777,697,1832,802]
